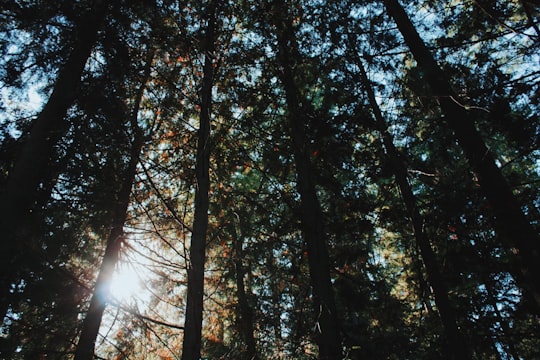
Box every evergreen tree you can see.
[181,2,218,359]
[74,47,154,360]
[267,0,342,357]
[0,0,108,325]
[1,1,539,358]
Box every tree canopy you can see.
[1,0,539,359]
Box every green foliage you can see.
[1,0,539,359]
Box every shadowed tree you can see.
[352,50,471,359]
[74,48,154,360]
[383,0,540,311]
[267,0,342,358]
[181,2,217,359]
[0,0,108,326]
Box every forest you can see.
[1,0,540,359]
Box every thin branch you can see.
[140,160,194,233]
[110,300,184,330]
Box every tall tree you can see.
[74,48,154,360]
[383,0,540,310]
[268,0,342,358]
[0,1,108,324]
[181,2,217,359]
[354,52,471,359]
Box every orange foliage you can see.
[156,348,174,360]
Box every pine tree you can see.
[74,48,154,360]
[181,2,218,359]
[0,1,108,325]
[268,1,342,357]
[383,0,540,311]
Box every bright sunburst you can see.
[108,236,156,307]
[110,262,143,303]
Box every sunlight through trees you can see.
[1,0,539,359]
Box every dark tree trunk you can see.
[181,5,216,360]
[384,0,540,311]
[356,57,471,359]
[231,220,258,359]
[73,135,143,359]
[74,49,153,360]
[267,256,285,356]
[271,2,341,359]
[0,3,107,325]
[73,211,127,360]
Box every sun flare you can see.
[110,263,143,303]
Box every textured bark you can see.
[271,2,341,358]
[0,2,107,325]
[181,5,216,360]
[74,50,152,360]
[384,0,540,311]
[357,58,471,359]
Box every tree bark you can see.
[231,219,258,359]
[0,2,107,326]
[181,5,216,360]
[74,49,153,360]
[356,56,471,359]
[384,0,540,311]
[271,2,341,358]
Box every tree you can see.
[74,48,154,360]
[0,0,108,325]
[383,0,540,311]
[230,216,258,359]
[267,0,342,358]
[181,2,217,359]
[355,54,471,359]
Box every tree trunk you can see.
[267,256,285,358]
[356,56,471,359]
[74,49,153,360]
[271,2,341,359]
[384,0,540,311]
[231,219,258,359]
[181,5,216,360]
[0,3,107,326]
[74,133,143,360]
